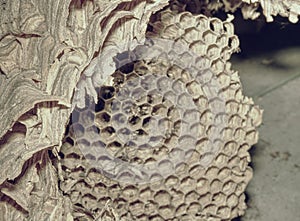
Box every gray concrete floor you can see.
[231,22,300,221]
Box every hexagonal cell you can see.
[111,113,127,127]
[177,92,194,107]
[134,93,148,105]
[180,176,196,192]
[164,24,180,40]
[84,153,97,161]
[184,27,200,43]
[136,144,153,158]
[129,200,144,217]
[142,116,152,128]
[118,62,135,74]
[211,58,225,74]
[156,76,171,92]
[148,135,164,147]
[132,88,147,104]
[163,90,176,104]
[122,185,139,199]
[152,104,168,116]
[114,51,136,72]
[154,190,171,206]
[166,65,182,80]
[164,175,179,188]
[158,205,174,220]
[99,86,115,100]
[196,68,213,84]
[138,103,152,116]
[140,74,156,90]
[157,117,171,135]
[112,70,125,86]
[189,40,208,57]
[125,72,139,83]
[184,149,200,164]
[187,202,201,215]
[157,159,174,176]
[147,90,162,105]
[171,79,185,94]
[110,99,121,112]
[133,129,148,143]
[76,138,91,149]
[107,141,123,156]
[206,44,221,60]
[70,123,85,139]
[116,86,131,101]
[128,115,141,126]
[85,125,100,143]
[96,112,111,126]
[209,18,223,33]
[121,99,136,114]
[210,179,223,194]
[116,127,132,142]
[79,109,95,127]
[108,184,121,198]
[134,62,150,76]
[202,29,218,45]
[101,126,115,140]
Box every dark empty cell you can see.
[210,22,215,32]
[65,136,75,146]
[139,103,151,115]
[131,157,142,164]
[119,62,135,74]
[102,126,115,135]
[129,115,140,125]
[142,117,151,127]
[95,98,105,112]
[125,140,137,148]
[98,112,111,123]
[66,152,81,159]
[136,129,147,136]
[112,71,125,86]
[58,152,65,159]
[147,24,154,32]
[147,94,154,104]
[111,141,122,147]
[100,86,115,100]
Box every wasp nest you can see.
[0,0,264,220]
[169,0,300,23]
[57,7,262,221]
